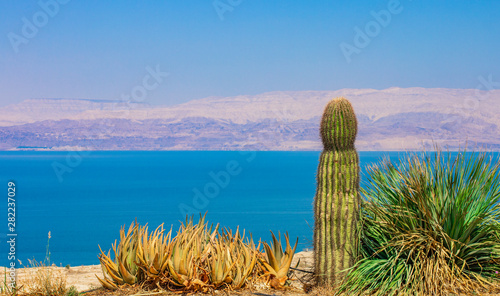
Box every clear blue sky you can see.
[0,0,499,107]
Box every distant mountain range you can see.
[1,88,499,151]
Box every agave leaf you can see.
[160,256,170,274]
[232,239,259,288]
[167,259,189,286]
[263,241,280,271]
[105,263,125,285]
[246,241,259,278]
[171,243,181,271]
[151,253,160,272]
[276,235,298,279]
[260,231,298,288]
[95,275,118,290]
[210,240,235,286]
[98,247,124,285]
[270,231,284,264]
[118,259,137,284]
[260,260,278,277]
[136,223,171,279]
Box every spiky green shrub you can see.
[314,97,360,286]
[341,150,500,296]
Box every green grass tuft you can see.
[341,149,500,296]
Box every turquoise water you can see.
[0,151,409,266]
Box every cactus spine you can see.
[314,97,360,286]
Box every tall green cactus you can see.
[314,97,360,286]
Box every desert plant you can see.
[96,221,140,290]
[8,231,71,296]
[96,215,295,293]
[65,286,79,296]
[212,227,259,289]
[1,267,22,296]
[228,231,260,289]
[98,222,173,290]
[341,149,500,295]
[207,234,234,288]
[259,231,298,289]
[45,231,51,266]
[313,97,360,286]
[21,259,68,296]
[166,216,213,292]
[135,223,172,285]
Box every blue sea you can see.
[0,150,462,266]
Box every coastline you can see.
[1,251,313,293]
[1,264,101,293]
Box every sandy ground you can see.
[1,252,313,294]
[1,264,102,293]
[4,252,499,295]
[64,264,103,292]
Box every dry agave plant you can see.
[259,231,298,289]
[96,221,140,290]
[135,223,172,286]
[209,227,260,289]
[165,215,215,292]
[96,215,297,294]
[166,217,260,292]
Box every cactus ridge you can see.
[314,97,360,286]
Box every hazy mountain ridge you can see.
[0,88,499,151]
[0,98,150,127]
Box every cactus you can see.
[314,97,360,286]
